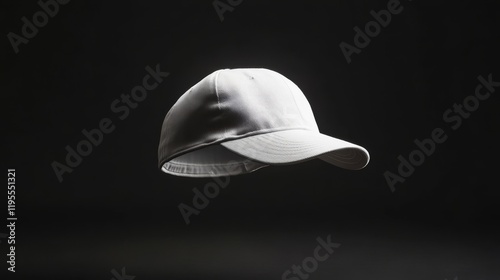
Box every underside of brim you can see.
[160,144,268,177]
[220,129,370,170]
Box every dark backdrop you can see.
[2,0,499,279]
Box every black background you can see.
[1,0,500,279]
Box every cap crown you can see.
[158,68,318,167]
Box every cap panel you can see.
[216,69,314,138]
[158,71,226,166]
[280,75,319,132]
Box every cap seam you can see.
[279,73,307,125]
[213,70,223,111]
[213,69,227,138]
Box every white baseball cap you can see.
[158,68,369,177]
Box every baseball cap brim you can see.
[220,129,370,170]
